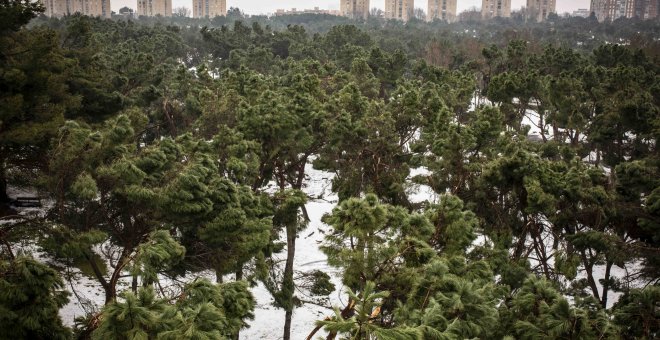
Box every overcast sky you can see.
[113,0,591,16]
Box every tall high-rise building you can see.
[42,0,67,17]
[590,0,617,21]
[340,0,370,19]
[649,0,659,18]
[428,0,457,22]
[590,0,657,21]
[192,0,226,18]
[622,0,636,17]
[42,0,110,18]
[633,0,659,18]
[385,0,415,21]
[526,0,556,21]
[137,0,172,16]
[481,0,512,18]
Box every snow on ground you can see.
[59,272,106,324]
[406,166,439,204]
[241,199,344,339]
[520,221,642,309]
[241,164,344,339]
[580,264,628,308]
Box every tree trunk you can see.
[0,172,8,203]
[513,220,529,260]
[106,248,132,304]
[105,284,117,305]
[282,220,297,340]
[284,309,293,340]
[601,260,613,308]
[580,250,601,303]
[132,274,138,293]
[0,148,9,203]
[84,252,111,303]
[216,267,223,283]
[280,166,308,340]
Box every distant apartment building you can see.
[572,8,591,17]
[275,7,340,16]
[590,0,658,21]
[137,0,172,17]
[428,0,457,22]
[42,0,67,17]
[385,0,415,21]
[340,0,370,19]
[633,0,659,18]
[590,0,616,20]
[526,0,556,21]
[192,0,226,18]
[42,0,111,18]
[482,0,512,18]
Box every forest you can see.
[1,1,659,339]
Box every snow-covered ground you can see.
[407,166,439,204]
[241,164,343,339]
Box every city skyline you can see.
[112,0,591,15]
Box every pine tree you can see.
[262,189,308,340]
[315,82,411,205]
[44,111,271,307]
[231,63,328,340]
[396,257,500,339]
[612,285,660,339]
[499,276,618,339]
[318,281,422,340]
[131,230,186,287]
[0,256,70,339]
[321,194,434,292]
[318,194,502,339]
[93,279,256,340]
[92,287,166,339]
[0,0,79,202]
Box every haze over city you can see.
[112,0,592,15]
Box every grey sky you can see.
[113,0,591,16]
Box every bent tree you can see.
[43,110,269,307]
